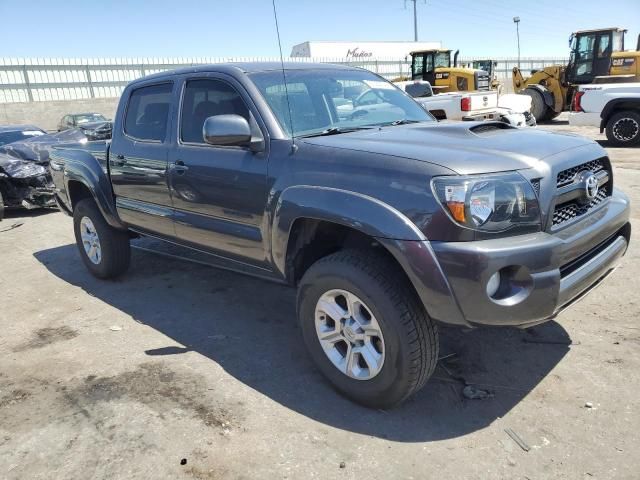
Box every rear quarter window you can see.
[124,83,173,142]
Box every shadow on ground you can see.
[34,242,571,442]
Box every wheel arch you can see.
[600,98,640,132]
[271,186,467,326]
[271,186,426,281]
[58,149,126,230]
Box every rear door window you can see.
[124,83,173,142]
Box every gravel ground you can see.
[0,117,639,479]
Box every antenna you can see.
[271,0,296,146]
[404,0,426,42]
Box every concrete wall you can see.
[0,98,119,131]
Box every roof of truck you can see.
[131,62,359,84]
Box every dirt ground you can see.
[1,116,639,480]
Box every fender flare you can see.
[55,148,125,230]
[270,185,468,326]
[525,85,555,109]
[271,185,426,277]
[599,97,640,132]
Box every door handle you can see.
[172,160,189,174]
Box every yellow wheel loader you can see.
[410,49,491,93]
[470,59,501,91]
[513,28,640,122]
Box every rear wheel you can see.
[605,110,640,147]
[297,249,438,409]
[522,88,548,122]
[73,198,130,279]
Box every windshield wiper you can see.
[299,126,373,138]
[387,119,421,126]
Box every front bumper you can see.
[387,188,630,328]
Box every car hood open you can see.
[300,122,599,175]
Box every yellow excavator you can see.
[513,27,640,122]
[410,49,492,93]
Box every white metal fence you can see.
[0,56,568,103]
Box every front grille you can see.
[553,186,609,225]
[556,159,604,188]
[551,157,611,228]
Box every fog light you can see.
[486,271,501,298]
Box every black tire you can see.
[544,109,562,121]
[73,198,130,279]
[605,110,640,147]
[297,249,438,409]
[522,89,548,123]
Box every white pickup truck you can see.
[396,80,535,127]
[569,82,640,146]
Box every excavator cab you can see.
[410,49,453,83]
[410,49,491,92]
[472,60,500,89]
[566,28,627,84]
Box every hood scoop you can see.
[469,122,514,135]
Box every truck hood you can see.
[300,122,598,175]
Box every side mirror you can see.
[203,114,251,147]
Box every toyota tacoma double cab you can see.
[50,63,631,408]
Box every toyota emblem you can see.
[585,174,599,200]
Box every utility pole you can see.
[405,0,425,42]
[515,17,521,67]
[413,0,418,41]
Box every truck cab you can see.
[566,28,627,85]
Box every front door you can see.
[109,81,176,238]
[168,75,270,267]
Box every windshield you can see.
[0,129,46,147]
[473,60,492,72]
[434,52,451,68]
[74,113,107,124]
[249,69,434,137]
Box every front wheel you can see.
[606,110,640,147]
[297,250,438,409]
[522,88,548,122]
[73,198,130,279]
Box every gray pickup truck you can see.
[50,63,631,408]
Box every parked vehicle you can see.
[0,129,85,216]
[409,49,491,92]
[470,59,501,91]
[513,27,640,122]
[569,82,640,146]
[57,113,112,140]
[50,63,631,408]
[0,124,46,147]
[402,83,535,126]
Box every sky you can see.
[0,0,638,59]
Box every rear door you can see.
[167,74,270,267]
[109,81,177,238]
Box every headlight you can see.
[83,129,96,137]
[2,161,47,179]
[432,172,540,233]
